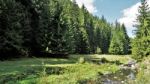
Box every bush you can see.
[100,57,109,63]
[96,47,102,54]
[78,57,85,64]
[132,37,150,61]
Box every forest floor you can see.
[0,55,149,84]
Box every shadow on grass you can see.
[0,58,76,83]
[0,66,65,84]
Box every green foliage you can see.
[132,37,150,60]
[96,47,102,54]
[132,0,150,60]
[78,57,85,64]
[100,57,109,63]
[109,22,130,55]
[0,0,127,59]
[0,0,25,59]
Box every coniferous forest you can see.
[0,0,150,84]
[0,0,130,60]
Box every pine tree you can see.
[0,0,118,59]
[121,24,130,54]
[101,19,112,54]
[0,0,24,59]
[132,0,150,60]
[109,22,130,55]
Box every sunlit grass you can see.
[0,58,75,75]
[0,54,130,84]
[19,63,119,84]
[70,54,131,63]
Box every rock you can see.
[120,60,138,70]
[121,81,125,83]
[127,60,136,66]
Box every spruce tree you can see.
[109,22,130,55]
[0,0,24,59]
[0,0,118,59]
[132,0,150,60]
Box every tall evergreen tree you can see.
[101,20,112,54]
[0,0,24,59]
[109,22,130,55]
[132,0,150,60]
[121,24,130,54]
[0,0,118,59]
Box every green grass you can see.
[0,58,75,75]
[0,55,130,84]
[19,63,119,84]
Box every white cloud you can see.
[74,0,97,13]
[119,0,150,37]
[118,2,140,37]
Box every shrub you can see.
[78,57,85,64]
[96,47,102,54]
[131,38,150,61]
[100,57,109,63]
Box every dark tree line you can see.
[0,0,130,60]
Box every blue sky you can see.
[74,0,150,37]
[94,0,139,22]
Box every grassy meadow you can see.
[0,55,150,84]
[0,55,130,84]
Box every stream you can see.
[89,58,138,84]
[97,69,137,84]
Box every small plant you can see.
[96,47,102,54]
[78,57,85,64]
[38,60,49,84]
[100,57,109,63]
[114,60,121,65]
